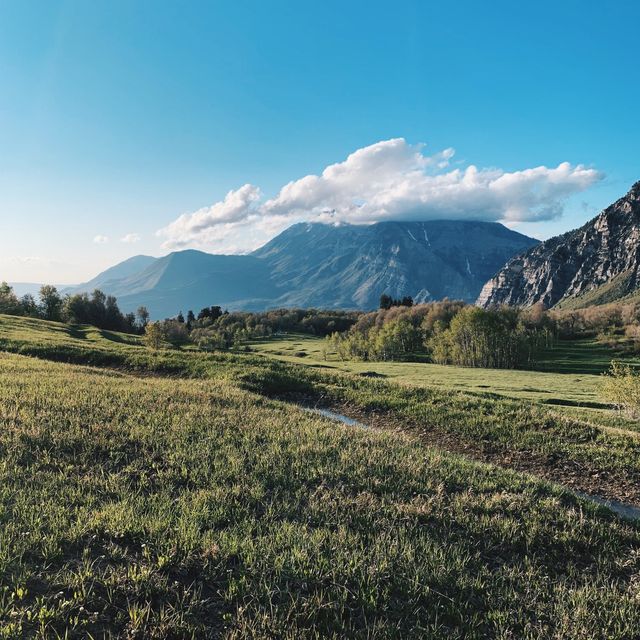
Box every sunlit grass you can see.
[1,352,640,638]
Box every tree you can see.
[136,306,150,329]
[379,293,393,310]
[90,290,107,327]
[0,282,21,315]
[104,295,122,330]
[177,311,185,323]
[20,293,38,317]
[143,322,165,349]
[372,317,421,360]
[124,312,137,332]
[39,285,62,321]
[601,361,640,417]
[163,320,189,345]
[63,293,91,324]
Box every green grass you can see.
[2,353,640,638]
[554,269,637,309]
[3,315,640,636]
[248,334,616,405]
[249,333,640,445]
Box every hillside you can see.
[478,181,640,308]
[70,220,537,317]
[1,314,640,637]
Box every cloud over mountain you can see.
[157,138,602,251]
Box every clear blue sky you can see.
[1,0,639,283]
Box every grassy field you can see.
[2,315,640,637]
[247,334,618,406]
[249,333,640,440]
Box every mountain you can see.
[253,221,537,309]
[8,283,46,298]
[477,182,640,308]
[64,255,156,295]
[73,220,538,317]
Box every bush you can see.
[600,361,640,416]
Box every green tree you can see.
[38,285,63,321]
[20,293,38,317]
[601,361,640,417]
[143,322,165,349]
[379,293,393,310]
[0,282,21,315]
[136,306,150,329]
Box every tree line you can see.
[0,282,149,333]
[144,307,361,349]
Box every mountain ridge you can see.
[70,220,538,317]
[477,182,640,308]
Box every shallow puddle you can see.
[574,491,640,522]
[303,407,369,429]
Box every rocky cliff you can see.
[477,182,640,308]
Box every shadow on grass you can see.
[67,325,89,340]
[99,330,138,345]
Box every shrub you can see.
[143,322,166,350]
[600,361,640,416]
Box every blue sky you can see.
[1,0,639,283]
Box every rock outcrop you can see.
[477,182,640,308]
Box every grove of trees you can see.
[327,301,555,369]
[0,282,146,334]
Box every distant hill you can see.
[477,181,640,308]
[63,255,156,295]
[71,220,538,317]
[7,283,44,298]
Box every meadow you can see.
[248,333,640,432]
[248,334,608,406]
[1,315,640,637]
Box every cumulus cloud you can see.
[93,235,109,244]
[157,138,602,251]
[120,233,141,244]
[158,184,261,248]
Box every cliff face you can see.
[477,182,640,308]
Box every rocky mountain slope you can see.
[71,220,537,317]
[477,182,640,308]
[253,221,537,309]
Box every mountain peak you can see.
[628,180,640,199]
[72,219,537,317]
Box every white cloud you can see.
[157,138,603,252]
[120,233,141,244]
[93,235,109,244]
[157,184,261,248]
